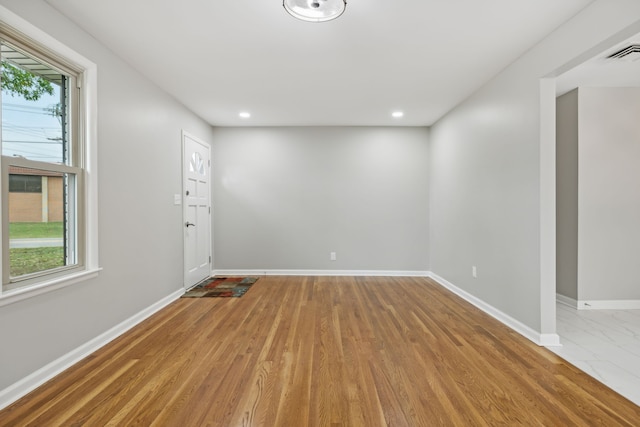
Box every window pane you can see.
[1,42,68,164]
[8,167,76,279]
[9,173,42,193]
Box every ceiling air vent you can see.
[606,45,640,62]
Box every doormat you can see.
[182,277,258,298]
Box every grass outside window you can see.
[9,222,65,276]
[9,221,63,239]
[10,247,64,276]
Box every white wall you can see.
[556,89,579,300]
[429,1,640,332]
[212,127,429,273]
[0,0,215,392]
[578,87,640,301]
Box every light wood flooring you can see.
[2,276,639,426]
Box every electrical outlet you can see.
[472,266,477,278]
[330,252,337,261]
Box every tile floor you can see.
[550,303,640,406]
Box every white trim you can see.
[539,77,557,337]
[0,288,183,411]
[213,269,430,277]
[83,51,99,273]
[576,299,640,310]
[556,293,578,309]
[0,268,101,307]
[539,334,562,347]
[428,273,561,347]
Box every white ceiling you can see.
[46,0,594,127]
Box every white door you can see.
[183,132,211,288]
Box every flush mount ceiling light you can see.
[392,111,404,118]
[283,0,347,23]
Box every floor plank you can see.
[1,276,639,426]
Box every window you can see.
[0,17,98,301]
[9,174,43,193]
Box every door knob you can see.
[185,222,196,227]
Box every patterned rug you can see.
[182,277,258,298]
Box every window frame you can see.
[0,9,99,306]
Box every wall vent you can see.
[606,45,640,62]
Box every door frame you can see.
[182,130,213,289]
[539,20,640,343]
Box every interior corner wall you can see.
[211,127,430,272]
[428,1,640,332]
[578,87,640,301]
[556,89,579,300]
[0,1,215,391]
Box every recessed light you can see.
[392,111,404,118]
[239,112,251,118]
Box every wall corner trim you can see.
[0,289,184,411]
[428,272,558,347]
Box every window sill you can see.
[0,267,102,307]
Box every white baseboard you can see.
[539,334,562,347]
[556,294,640,310]
[576,299,640,310]
[428,273,560,347]
[556,293,578,309]
[0,288,184,411]
[213,269,430,278]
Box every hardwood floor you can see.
[2,276,639,426]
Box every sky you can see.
[2,86,64,164]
